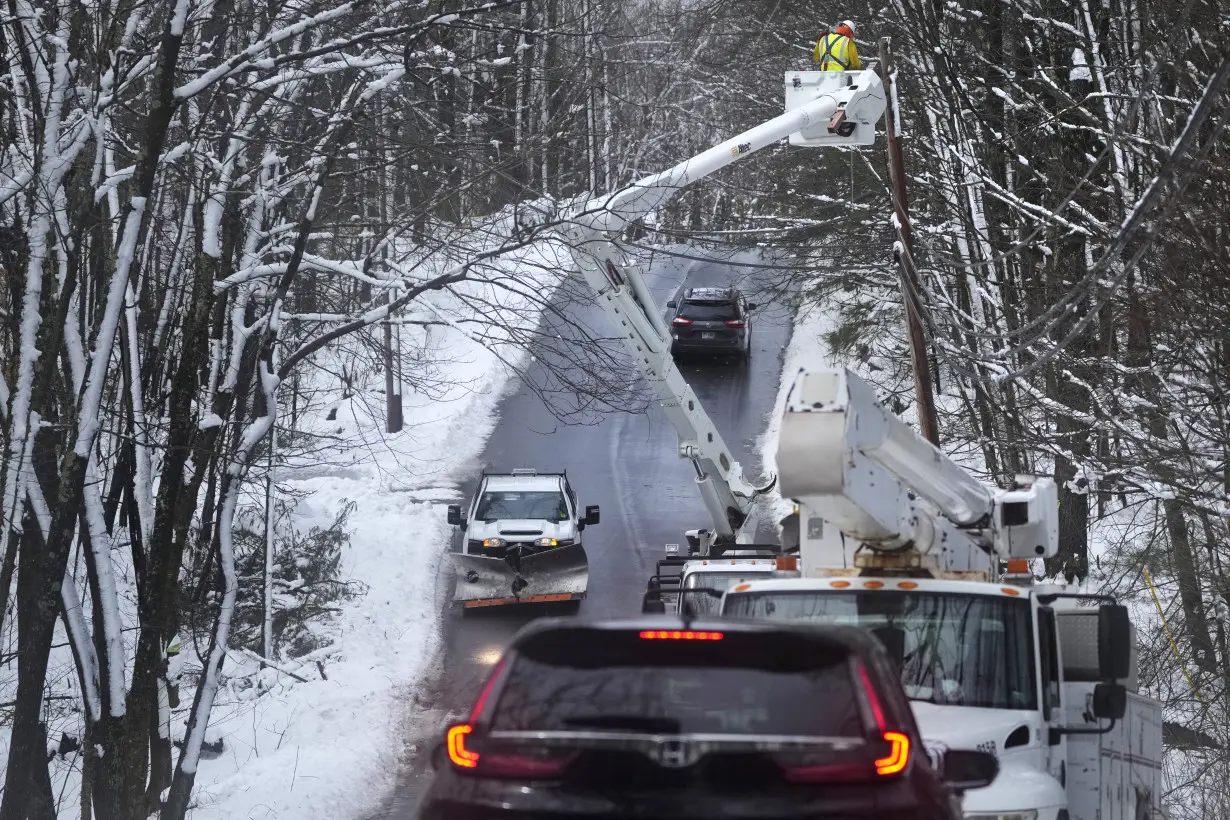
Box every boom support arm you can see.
[559,72,888,546]
[777,368,1059,574]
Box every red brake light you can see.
[468,655,508,722]
[724,319,745,328]
[639,629,723,640]
[476,748,578,778]
[876,732,910,775]
[671,317,693,327]
[447,724,479,768]
[857,662,886,729]
[777,757,876,783]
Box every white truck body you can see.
[721,575,1164,819]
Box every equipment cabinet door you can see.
[1037,606,1068,786]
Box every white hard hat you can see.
[840,19,857,35]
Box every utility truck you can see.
[716,368,1164,820]
[544,61,1163,818]
[640,546,784,616]
[445,68,887,604]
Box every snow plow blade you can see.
[450,544,589,608]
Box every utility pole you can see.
[879,37,940,446]
[384,285,404,433]
[263,424,276,663]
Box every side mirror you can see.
[1098,604,1131,680]
[582,505,600,526]
[666,300,677,308]
[1092,682,1127,720]
[446,505,465,527]
[940,749,999,794]
[746,302,758,310]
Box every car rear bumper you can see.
[420,798,927,820]
[670,337,744,351]
[420,775,927,820]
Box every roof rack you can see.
[684,287,735,301]
[481,468,569,478]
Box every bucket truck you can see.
[717,367,1165,820]
[448,69,889,605]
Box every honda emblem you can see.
[656,738,694,768]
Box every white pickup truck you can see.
[446,469,599,609]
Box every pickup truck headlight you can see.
[966,813,1038,820]
[481,538,505,548]
[536,538,575,547]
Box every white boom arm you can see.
[777,367,1059,574]
[559,71,888,546]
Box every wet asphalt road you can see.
[374,246,794,817]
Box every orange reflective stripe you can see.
[461,592,584,608]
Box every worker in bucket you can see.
[812,20,861,70]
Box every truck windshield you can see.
[475,491,568,521]
[682,571,767,590]
[679,571,767,616]
[723,591,1037,711]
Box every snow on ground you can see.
[755,295,841,530]
[181,227,572,819]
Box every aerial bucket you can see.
[450,543,589,608]
[784,70,886,147]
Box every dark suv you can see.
[667,287,755,361]
[419,617,998,820]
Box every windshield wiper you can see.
[561,715,681,733]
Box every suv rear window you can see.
[678,301,738,321]
[490,628,863,737]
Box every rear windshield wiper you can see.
[561,715,681,733]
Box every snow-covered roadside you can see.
[182,237,569,820]
[755,298,842,531]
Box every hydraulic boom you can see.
[777,367,1058,575]
[559,71,887,548]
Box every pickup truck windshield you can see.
[476,491,568,521]
[723,591,1037,711]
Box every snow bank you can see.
[755,297,841,530]
[183,230,570,820]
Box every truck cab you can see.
[719,574,1164,820]
[642,551,783,616]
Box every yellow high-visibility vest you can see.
[813,33,861,70]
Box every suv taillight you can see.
[774,731,909,783]
[724,319,745,328]
[672,317,693,327]
[446,724,577,778]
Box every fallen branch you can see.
[235,648,310,683]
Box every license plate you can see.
[701,332,716,339]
